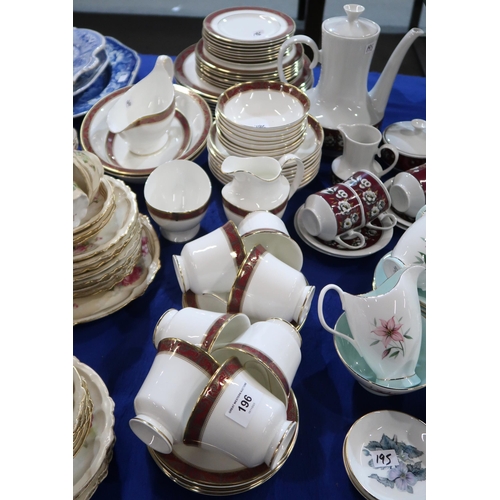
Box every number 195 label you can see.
[369,449,399,469]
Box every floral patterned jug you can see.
[318,265,424,389]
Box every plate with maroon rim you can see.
[294,205,394,259]
[147,389,298,492]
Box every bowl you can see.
[144,160,212,242]
[381,119,426,171]
[333,312,426,396]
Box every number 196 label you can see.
[369,449,399,469]
[225,381,263,428]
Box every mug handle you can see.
[317,285,359,350]
[277,35,320,84]
[334,230,366,250]
[376,144,399,176]
[279,153,305,199]
[364,212,397,231]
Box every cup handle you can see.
[376,144,399,176]
[279,153,305,199]
[277,35,320,83]
[364,213,397,231]
[317,285,359,350]
[334,230,366,250]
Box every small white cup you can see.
[130,338,219,454]
[173,221,246,295]
[227,244,315,328]
[237,211,303,271]
[183,356,297,470]
[152,307,251,352]
[389,165,426,219]
[211,318,301,404]
[383,214,426,290]
[144,160,212,243]
[182,290,229,313]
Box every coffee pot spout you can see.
[369,27,425,123]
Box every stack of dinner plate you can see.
[174,7,314,112]
[207,81,324,189]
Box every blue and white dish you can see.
[73,37,141,118]
[74,49,110,97]
[73,27,107,83]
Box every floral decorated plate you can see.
[294,205,393,259]
[73,214,160,324]
[73,37,140,118]
[343,410,426,500]
[73,28,107,83]
[73,357,115,499]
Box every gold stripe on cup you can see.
[202,313,237,351]
[220,220,246,268]
[145,198,210,221]
[222,198,288,220]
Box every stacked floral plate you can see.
[207,81,323,188]
[73,357,115,500]
[80,84,211,184]
[174,7,314,112]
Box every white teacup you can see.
[183,357,297,470]
[227,244,315,328]
[211,318,301,404]
[152,307,251,352]
[388,164,426,219]
[130,338,219,454]
[182,290,229,314]
[144,160,212,243]
[173,221,246,295]
[383,214,426,291]
[237,211,303,271]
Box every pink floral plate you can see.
[73,214,160,324]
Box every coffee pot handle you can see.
[317,285,360,352]
[277,35,320,84]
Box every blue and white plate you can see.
[73,27,107,83]
[73,36,141,118]
[74,48,109,98]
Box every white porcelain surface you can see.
[389,172,426,218]
[73,183,90,229]
[318,265,425,389]
[183,357,296,469]
[73,357,115,499]
[152,307,251,351]
[383,119,426,156]
[144,159,211,242]
[182,290,229,313]
[228,244,314,328]
[173,221,245,295]
[131,338,219,454]
[344,410,426,499]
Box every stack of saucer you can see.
[73,366,93,457]
[174,7,314,111]
[73,175,142,299]
[207,81,323,188]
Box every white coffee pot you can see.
[277,5,424,134]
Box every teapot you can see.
[277,5,424,150]
[318,265,425,389]
[220,154,305,225]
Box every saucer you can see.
[73,214,160,324]
[81,84,211,180]
[333,312,426,396]
[384,179,415,231]
[373,252,426,307]
[148,390,298,495]
[73,357,115,499]
[74,36,140,118]
[294,205,393,258]
[104,110,191,175]
[343,410,426,500]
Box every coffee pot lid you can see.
[383,119,426,156]
[323,4,379,38]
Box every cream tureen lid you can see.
[383,119,426,156]
[323,4,379,38]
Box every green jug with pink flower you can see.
[317,265,425,390]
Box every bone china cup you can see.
[183,356,297,470]
[173,221,246,295]
[227,244,315,328]
[144,160,212,243]
[130,338,219,454]
[388,164,426,219]
[152,307,251,352]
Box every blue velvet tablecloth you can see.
[73,53,426,500]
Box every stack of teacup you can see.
[207,80,323,189]
[73,150,145,299]
[130,307,301,475]
[73,365,93,457]
[172,216,314,328]
[298,170,398,250]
